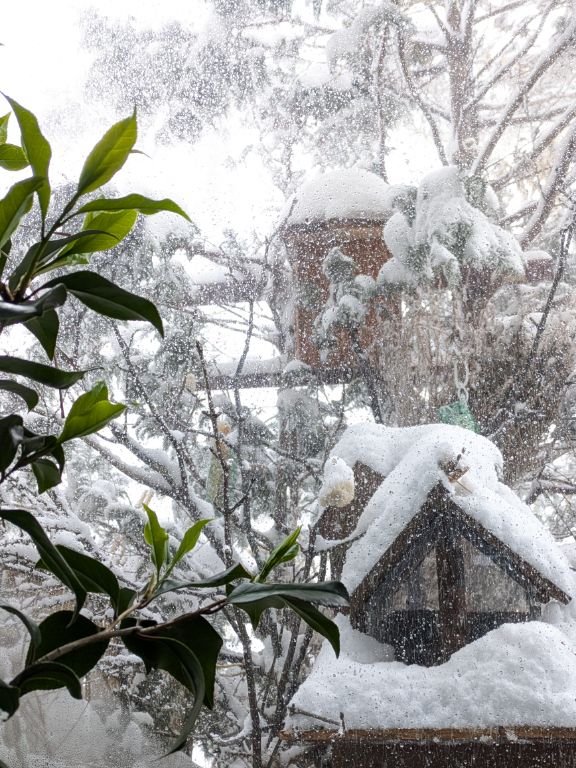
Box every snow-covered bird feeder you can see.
[284,423,576,767]
[280,169,393,373]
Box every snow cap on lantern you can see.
[280,168,394,370]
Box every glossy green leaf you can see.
[0,509,86,614]
[0,356,84,388]
[58,382,125,443]
[0,679,20,718]
[31,457,62,493]
[77,111,137,196]
[25,309,59,359]
[12,661,82,698]
[0,284,66,332]
[0,176,44,249]
[0,604,41,651]
[0,113,9,144]
[16,429,62,471]
[59,209,137,256]
[116,587,137,616]
[38,544,120,608]
[153,562,252,599]
[0,380,38,410]
[26,611,108,678]
[282,596,340,656]
[0,414,23,472]
[165,519,212,577]
[77,194,190,221]
[0,144,29,171]
[228,580,350,607]
[43,271,163,336]
[121,615,218,754]
[4,96,51,219]
[143,504,169,577]
[232,594,283,630]
[10,231,106,290]
[257,527,301,582]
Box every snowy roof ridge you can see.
[322,423,574,597]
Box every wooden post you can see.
[436,515,467,661]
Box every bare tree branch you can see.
[521,123,576,246]
[472,16,576,174]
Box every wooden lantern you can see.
[280,170,392,372]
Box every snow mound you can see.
[324,422,574,596]
[378,166,526,288]
[287,614,576,730]
[284,168,392,226]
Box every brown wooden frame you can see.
[349,482,570,661]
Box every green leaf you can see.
[43,271,163,336]
[31,457,62,493]
[122,614,220,754]
[143,504,169,577]
[165,519,212,577]
[282,596,340,656]
[11,661,82,698]
[0,679,20,718]
[59,209,137,256]
[37,544,120,608]
[4,96,51,219]
[0,176,44,249]
[116,587,137,616]
[0,380,38,410]
[0,508,86,614]
[153,562,252,599]
[15,429,62,471]
[0,356,85,388]
[77,194,190,221]
[228,580,350,607]
[0,604,41,651]
[58,381,125,443]
[25,309,59,359]
[10,231,107,289]
[77,111,137,196]
[0,113,9,144]
[233,595,284,630]
[0,284,66,331]
[26,611,109,679]
[0,144,29,171]
[0,414,23,471]
[258,527,301,582]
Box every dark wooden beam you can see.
[436,516,467,661]
[203,365,361,391]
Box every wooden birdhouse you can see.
[283,423,576,767]
[280,169,392,372]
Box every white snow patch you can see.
[287,614,576,730]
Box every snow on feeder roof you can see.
[324,423,574,597]
[284,168,392,226]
